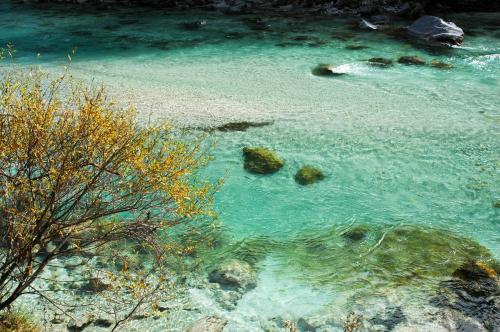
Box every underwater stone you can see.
[493,200,500,208]
[453,261,498,283]
[345,45,369,50]
[295,166,325,185]
[342,225,369,242]
[182,20,208,30]
[398,56,426,65]
[186,315,227,332]
[209,259,257,290]
[431,60,453,69]
[217,121,272,132]
[243,147,284,174]
[312,64,346,77]
[368,57,393,67]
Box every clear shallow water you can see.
[1,1,499,329]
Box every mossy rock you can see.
[453,261,498,281]
[294,166,325,185]
[312,64,346,77]
[217,121,272,132]
[430,60,453,69]
[346,44,369,50]
[398,56,426,65]
[342,225,369,242]
[243,147,284,174]
[281,225,499,288]
[368,57,393,67]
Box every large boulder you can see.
[209,259,257,290]
[243,147,284,174]
[408,16,464,46]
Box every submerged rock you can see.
[217,121,272,132]
[286,225,499,287]
[455,261,498,280]
[345,44,369,50]
[186,315,227,332]
[182,20,208,30]
[312,64,346,77]
[430,60,453,69]
[368,57,393,67]
[243,147,284,174]
[398,56,426,65]
[294,166,325,185]
[431,261,500,330]
[342,225,369,242]
[209,259,257,290]
[408,16,464,46]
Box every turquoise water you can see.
[1,1,499,328]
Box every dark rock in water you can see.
[182,20,208,30]
[93,319,112,328]
[186,315,227,332]
[119,19,140,25]
[368,57,393,67]
[345,44,369,50]
[312,64,346,77]
[295,166,325,185]
[224,32,246,40]
[217,121,272,132]
[308,40,328,47]
[209,259,257,290]
[342,225,368,242]
[67,318,94,332]
[398,56,426,65]
[453,261,498,285]
[408,16,464,46]
[359,19,378,30]
[243,147,284,174]
[297,318,317,331]
[430,60,453,69]
[369,306,406,331]
[494,200,500,208]
[431,261,500,331]
[293,35,311,41]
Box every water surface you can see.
[1,2,499,330]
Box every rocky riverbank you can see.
[16,0,500,19]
